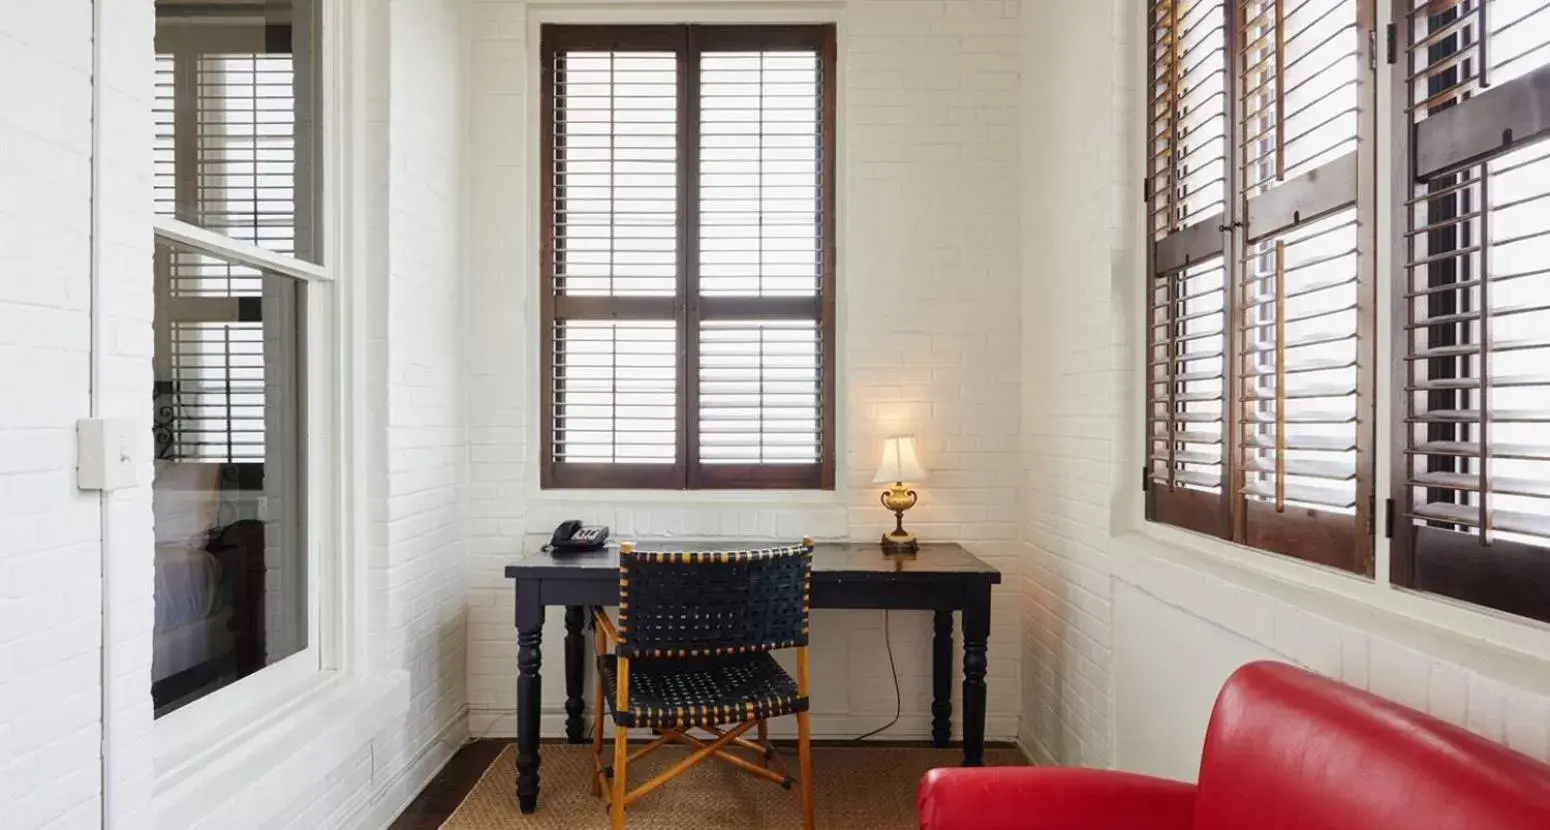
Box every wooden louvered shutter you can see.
[541,25,836,490]
[1391,0,1550,622]
[1147,0,1234,536]
[1147,0,1376,574]
[1232,0,1376,571]
[543,27,684,488]
[693,27,834,489]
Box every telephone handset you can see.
[548,519,609,554]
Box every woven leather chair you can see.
[591,539,816,830]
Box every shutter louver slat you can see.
[1394,1,1550,622]
[1409,439,1550,459]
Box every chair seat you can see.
[599,652,808,729]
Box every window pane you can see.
[155,0,321,264]
[151,238,307,717]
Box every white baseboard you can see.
[1015,725,1058,766]
[320,713,469,830]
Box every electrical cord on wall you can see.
[848,609,902,744]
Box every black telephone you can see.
[548,519,609,554]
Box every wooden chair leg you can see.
[611,724,629,829]
[591,677,606,796]
[796,711,814,830]
[757,718,771,766]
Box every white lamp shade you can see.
[873,436,928,484]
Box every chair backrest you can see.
[615,539,814,659]
[1195,661,1550,830]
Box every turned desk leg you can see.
[516,588,545,813]
[961,583,991,766]
[931,609,953,748]
[564,605,586,743]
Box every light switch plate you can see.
[78,418,139,491]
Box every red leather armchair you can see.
[918,661,1550,830]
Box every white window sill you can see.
[528,488,847,508]
[154,670,409,829]
[1116,523,1550,695]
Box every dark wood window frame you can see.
[540,24,838,490]
[1388,0,1550,624]
[1145,0,1379,575]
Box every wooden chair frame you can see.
[590,606,815,829]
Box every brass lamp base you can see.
[880,531,919,556]
[879,481,920,556]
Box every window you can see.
[151,0,323,716]
[1391,0,1550,622]
[1145,0,1378,573]
[539,25,837,489]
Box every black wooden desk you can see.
[504,540,1000,813]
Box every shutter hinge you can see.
[1385,23,1397,65]
[1368,27,1377,72]
[1143,178,1152,204]
[1383,497,1396,539]
[1142,466,1151,492]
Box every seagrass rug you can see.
[440,742,1025,829]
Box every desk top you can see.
[505,540,1000,584]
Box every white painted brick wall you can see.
[280,0,474,823]
[1016,0,1129,769]
[1017,0,1550,772]
[370,0,472,781]
[0,3,104,827]
[467,0,1025,743]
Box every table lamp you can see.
[874,435,928,555]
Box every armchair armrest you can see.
[917,767,1197,830]
[593,608,620,646]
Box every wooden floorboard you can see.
[387,740,511,830]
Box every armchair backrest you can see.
[615,540,814,660]
[1195,661,1550,830]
